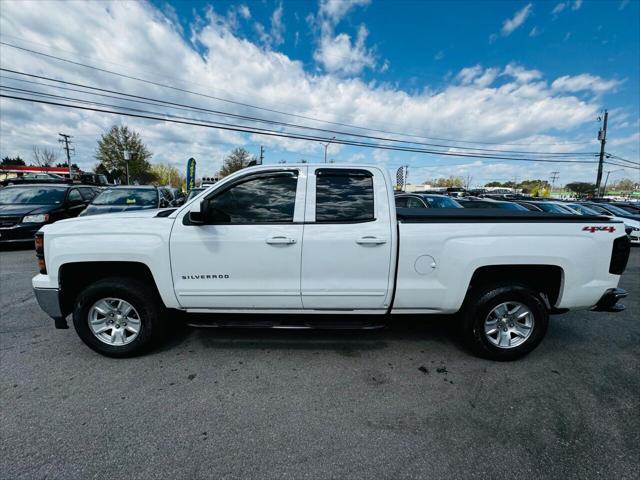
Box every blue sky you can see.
[1,0,639,185]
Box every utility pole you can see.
[321,137,336,163]
[595,110,608,197]
[259,146,264,165]
[58,133,74,179]
[550,171,560,197]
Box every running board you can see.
[186,318,386,330]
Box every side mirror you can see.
[188,198,209,224]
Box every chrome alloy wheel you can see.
[483,301,534,349]
[88,298,141,346]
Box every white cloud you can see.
[551,74,623,94]
[501,3,533,36]
[312,0,376,76]
[254,2,285,47]
[529,26,542,37]
[609,132,640,147]
[572,0,583,11]
[0,0,628,184]
[552,3,566,15]
[314,24,375,75]
[319,0,371,24]
[502,63,543,83]
[238,5,251,20]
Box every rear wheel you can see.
[72,277,163,357]
[461,283,549,361]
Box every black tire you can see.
[461,283,549,361]
[72,277,164,358]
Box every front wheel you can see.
[72,277,164,357]
[461,283,549,361]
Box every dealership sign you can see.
[186,157,197,191]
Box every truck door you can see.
[170,168,305,309]
[301,167,394,311]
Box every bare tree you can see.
[32,146,59,167]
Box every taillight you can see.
[609,235,630,275]
[34,232,46,274]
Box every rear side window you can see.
[79,187,97,201]
[315,169,374,223]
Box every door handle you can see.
[266,236,297,245]
[356,236,387,245]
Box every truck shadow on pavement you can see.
[156,314,465,355]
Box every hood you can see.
[0,204,56,217]
[80,204,156,217]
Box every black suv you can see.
[0,184,97,244]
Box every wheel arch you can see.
[58,261,165,316]
[465,264,564,309]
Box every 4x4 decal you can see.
[583,226,616,233]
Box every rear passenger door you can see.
[301,168,394,311]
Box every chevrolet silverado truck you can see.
[32,165,631,360]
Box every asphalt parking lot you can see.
[1,246,638,480]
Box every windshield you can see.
[0,186,67,205]
[423,196,461,208]
[602,204,634,216]
[566,204,600,215]
[535,203,572,213]
[186,188,206,201]
[496,202,528,211]
[92,188,158,206]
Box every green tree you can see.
[95,125,153,184]
[610,178,637,192]
[219,148,255,177]
[565,182,596,197]
[150,163,185,188]
[427,176,464,188]
[1,156,25,166]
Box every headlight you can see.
[22,214,49,224]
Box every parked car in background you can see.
[583,202,640,222]
[1,173,68,187]
[167,187,186,206]
[610,202,640,215]
[514,201,574,214]
[0,184,95,243]
[185,187,207,202]
[79,186,175,217]
[581,203,640,244]
[458,198,529,211]
[395,193,462,209]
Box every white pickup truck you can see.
[32,165,630,360]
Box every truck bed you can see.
[396,208,613,223]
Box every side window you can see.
[67,189,82,203]
[395,197,408,208]
[406,197,426,209]
[79,188,96,201]
[206,172,298,223]
[315,169,374,223]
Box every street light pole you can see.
[602,169,623,197]
[123,149,131,185]
[321,137,336,163]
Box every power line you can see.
[0,92,603,165]
[0,40,597,148]
[604,153,640,166]
[0,69,599,158]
